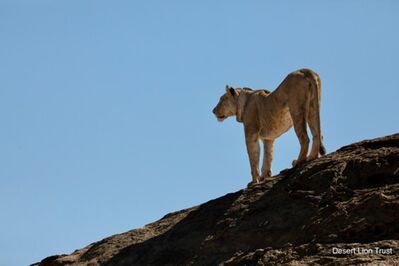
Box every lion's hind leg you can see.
[307,78,326,160]
[307,106,322,160]
[291,109,310,167]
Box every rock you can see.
[33,133,399,266]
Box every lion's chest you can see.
[259,107,292,139]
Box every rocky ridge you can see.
[34,133,399,265]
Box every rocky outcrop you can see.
[33,133,399,265]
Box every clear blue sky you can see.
[0,1,398,265]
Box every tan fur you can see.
[212,69,325,186]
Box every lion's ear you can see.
[226,84,237,97]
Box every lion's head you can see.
[212,85,238,122]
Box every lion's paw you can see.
[247,180,260,188]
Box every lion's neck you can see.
[236,89,252,123]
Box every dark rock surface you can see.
[33,133,399,265]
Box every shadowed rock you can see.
[33,133,399,266]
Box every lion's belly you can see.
[259,109,292,140]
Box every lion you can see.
[212,68,326,186]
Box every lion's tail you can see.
[303,69,326,156]
[313,72,326,155]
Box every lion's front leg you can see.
[261,139,274,181]
[245,132,261,186]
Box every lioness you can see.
[212,68,326,186]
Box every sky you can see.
[0,1,398,265]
